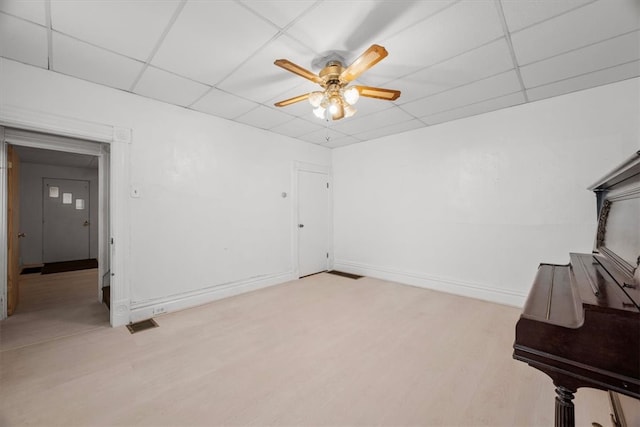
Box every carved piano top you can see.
[514,152,640,415]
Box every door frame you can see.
[0,106,131,326]
[292,161,333,278]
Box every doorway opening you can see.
[1,129,111,348]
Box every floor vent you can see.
[126,319,158,334]
[327,270,364,280]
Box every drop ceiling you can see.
[1,0,638,149]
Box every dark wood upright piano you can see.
[514,152,640,427]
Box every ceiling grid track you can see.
[494,0,529,102]
[526,59,640,92]
[44,0,53,70]
[519,28,640,69]
[2,0,637,147]
[129,0,188,92]
[509,0,600,36]
[189,0,324,110]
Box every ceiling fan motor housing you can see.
[319,61,345,88]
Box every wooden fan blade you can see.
[355,85,400,101]
[339,44,388,83]
[274,93,310,107]
[274,59,322,84]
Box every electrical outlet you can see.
[152,306,166,315]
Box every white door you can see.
[298,170,329,277]
[43,178,90,262]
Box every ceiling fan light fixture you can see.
[329,95,340,114]
[273,44,400,121]
[313,106,326,119]
[308,91,324,108]
[344,105,357,118]
[343,86,359,105]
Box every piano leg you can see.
[554,386,575,427]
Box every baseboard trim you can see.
[129,271,296,323]
[333,260,527,307]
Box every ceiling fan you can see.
[273,44,401,121]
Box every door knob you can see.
[298,224,304,228]
[18,232,26,238]
[83,220,90,227]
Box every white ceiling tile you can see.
[0,13,47,68]
[393,38,514,104]
[402,71,523,117]
[270,117,324,138]
[286,0,455,57]
[0,0,46,25]
[52,32,144,91]
[280,0,375,55]
[350,97,397,117]
[50,0,180,61]
[4,0,638,145]
[422,92,526,125]
[217,34,318,103]
[521,31,640,88]
[511,0,640,65]
[374,1,505,80]
[500,0,595,32]
[331,105,414,135]
[134,66,211,107]
[297,127,350,145]
[190,88,259,120]
[352,119,426,141]
[526,60,640,102]
[324,135,362,149]
[234,105,295,130]
[239,0,317,28]
[152,1,279,85]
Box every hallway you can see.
[0,268,109,351]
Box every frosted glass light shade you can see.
[308,91,324,107]
[343,86,359,105]
[344,105,357,118]
[313,106,326,119]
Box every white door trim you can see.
[0,105,131,327]
[292,161,333,278]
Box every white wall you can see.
[19,162,99,265]
[332,78,640,306]
[1,58,331,321]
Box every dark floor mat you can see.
[21,266,43,275]
[327,270,364,279]
[41,259,98,274]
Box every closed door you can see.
[43,178,90,263]
[298,170,329,277]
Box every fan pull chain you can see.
[325,117,331,143]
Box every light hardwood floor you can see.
[0,268,109,351]
[0,272,632,426]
